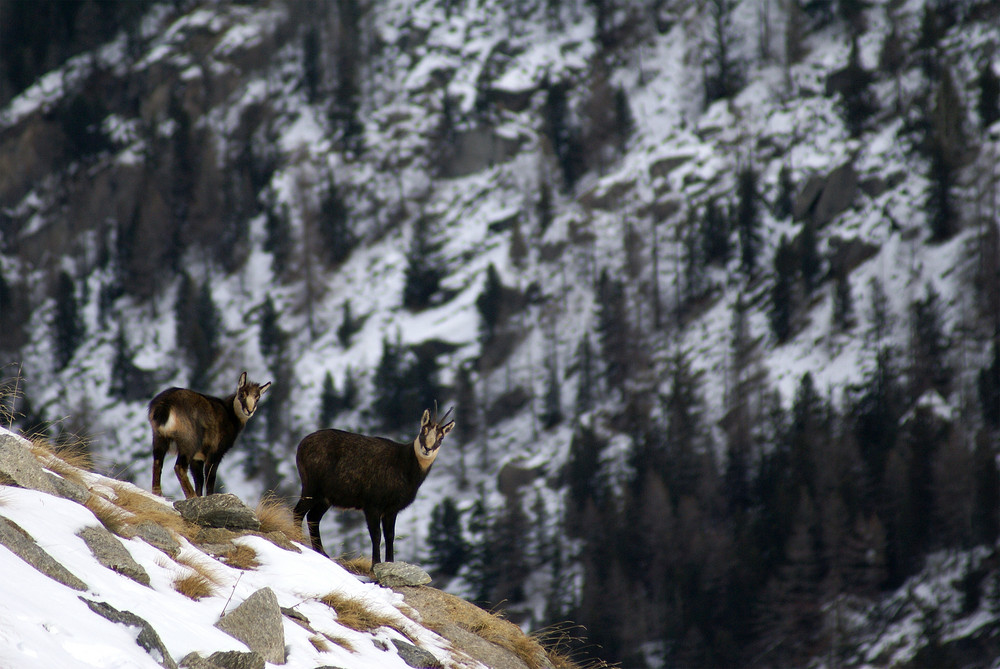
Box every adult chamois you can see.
[293,406,455,565]
[148,371,270,498]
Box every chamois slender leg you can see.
[382,512,397,563]
[151,434,170,496]
[364,508,383,566]
[204,460,219,495]
[190,456,206,496]
[174,454,197,499]
[293,497,311,529]
[305,503,330,557]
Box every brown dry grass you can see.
[173,571,216,600]
[222,543,260,570]
[29,434,93,485]
[255,495,303,543]
[463,609,552,669]
[172,551,224,600]
[309,635,331,652]
[398,588,603,669]
[322,632,356,653]
[85,494,134,535]
[532,624,618,669]
[335,555,372,576]
[83,481,205,546]
[319,591,409,639]
[109,484,195,535]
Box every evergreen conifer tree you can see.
[318,177,355,266]
[302,27,321,104]
[53,271,84,370]
[774,164,795,220]
[258,295,285,365]
[540,347,563,430]
[402,216,442,310]
[770,234,796,342]
[319,371,341,427]
[596,269,630,390]
[909,283,951,398]
[736,165,762,277]
[428,497,468,576]
[839,38,875,138]
[574,334,595,418]
[832,268,855,332]
[702,199,731,266]
[978,61,1000,130]
[800,220,820,295]
[265,203,293,277]
[476,263,504,344]
[336,300,359,348]
[979,337,1000,429]
[372,335,405,430]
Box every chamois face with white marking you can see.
[414,407,455,470]
[233,373,269,423]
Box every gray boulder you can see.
[0,431,59,495]
[78,525,150,586]
[205,651,264,669]
[215,587,285,664]
[392,639,443,669]
[132,520,181,555]
[373,561,432,587]
[175,494,260,531]
[81,598,177,669]
[47,472,91,504]
[180,651,264,669]
[0,516,87,590]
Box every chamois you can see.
[293,406,455,565]
[148,371,270,498]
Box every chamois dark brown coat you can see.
[293,407,454,565]
[148,371,270,498]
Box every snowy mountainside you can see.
[2,0,1000,665]
[0,427,567,669]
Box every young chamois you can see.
[293,406,455,565]
[148,371,270,498]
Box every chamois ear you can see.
[238,371,248,387]
[441,421,455,436]
[421,409,431,427]
[259,381,271,395]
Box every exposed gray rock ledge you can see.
[215,587,285,664]
[0,515,88,591]
[78,524,150,586]
[175,494,261,531]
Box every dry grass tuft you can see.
[532,624,618,669]
[309,635,331,652]
[104,484,201,542]
[335,555,372,576]
[172,551,224,600]
[319,591,408,638]
[255,495,303,543]
[463,609,552,669]
[175,552,224,584]
[29,435,93,485]
[85,493,134,535]
[222,543,260,570]
[404,590,587,669]
[322,632,356,653]
[173,571,216,600]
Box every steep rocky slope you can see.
[0,426,578,669]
